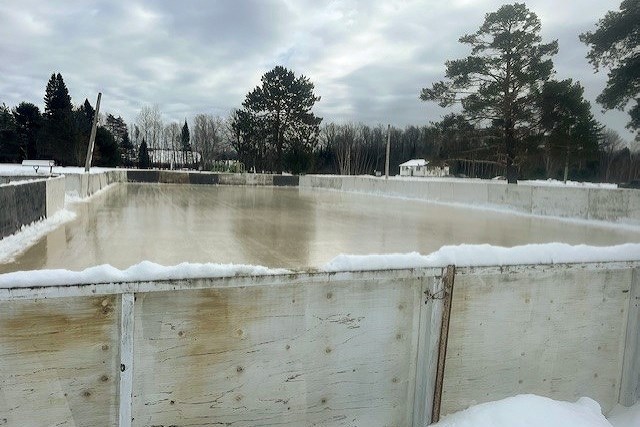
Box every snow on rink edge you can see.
[1,242,640,288]
[322,243,640,272]
[0,209,76,264]
[431,394,639,427]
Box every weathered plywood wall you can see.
[132,276,427,426]
[441,265,632,416]
[0,295,121,426]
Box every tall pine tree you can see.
[240,66,322,174]
[421,3,558,183]
[43,73,75,165]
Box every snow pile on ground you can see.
[519,179,618,189]
[0,261,290,288]
[0,209,77,263]
[323,243,640,272]
[383,174,618,188]
[608,402,640,427]
[432,395,613,427]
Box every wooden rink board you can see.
[0,295,120,426]
[441,265,632,416]
[131,277,426,426]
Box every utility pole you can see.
[84,92,102,173]
[385,124,390,179]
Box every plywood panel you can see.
[620,267,640,405]
[132,277,424,426]
[441,266,631,415]
[0,295,120,426]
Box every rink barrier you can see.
[0,261,637,426]
[299,175,640,224]
[0,175,65,238]
[126,170,300,186]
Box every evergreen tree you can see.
[105,114,133,165]
[43,73,75,164]
[181,119,191,167]
[240,65,322,173]
[74,98,96,165]
[580,0,640,133]
[95,126,121,167]
[0,103,19,162]
[181,120,191,151]
[538,79,602,180]
[13,102,42,159]
[420,3,558,183]
[138,138,151,169]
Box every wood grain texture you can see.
[441,265,632,416]
[411,276,443,427]
[0,295,120,426]
[131,277,426,426]
[619,267,640,406]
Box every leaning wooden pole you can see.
[385,124,391,179]
[84,92,102,173]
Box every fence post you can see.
[431,265,455,424]
[119,293,135,427]
[619,268,640,406]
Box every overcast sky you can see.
[0,0,634,141]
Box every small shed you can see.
[399,159,449,177]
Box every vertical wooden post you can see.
[84,92,102,173]
[412,276,446,426]
[119,293,135,427]
[431,265,455,424]
[385,124,391,179]
[619,268,640,406]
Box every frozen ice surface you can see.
[2,183,640,273]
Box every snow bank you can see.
[520,178,618,189]
[0,261,290,288]
[0,209,76,263]
[374,174,617,189]
[608,402,640,427]
[432,395,612,427]
[322,243,640,272]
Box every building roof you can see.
[399,159,428,167]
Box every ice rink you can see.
[2,182,640,273]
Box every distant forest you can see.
[0,1,637,183]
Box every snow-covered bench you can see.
[22,159,55,174]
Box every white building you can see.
[399,159,449,177]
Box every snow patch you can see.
[0,261,290,288]
[0,209,77,263]
[0,163,116,176]
[432,395,612,427]
[322,243,640,272]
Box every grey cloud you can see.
[0,0,633,140]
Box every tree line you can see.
[0,1,637,183]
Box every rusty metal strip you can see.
[431,265,455,424]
